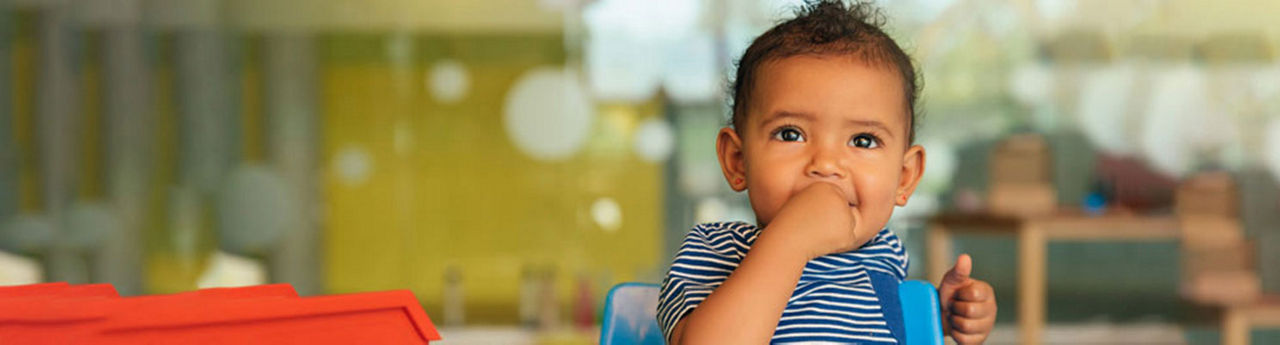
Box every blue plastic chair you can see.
[599,280,944,345]
[898,280,946,345]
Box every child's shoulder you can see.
[692,221,755,232]
[681,221,761,257]
[869,227,902,245]
[690,221,759,239]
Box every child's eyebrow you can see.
[761,110,816,126]
[846,119,895,139]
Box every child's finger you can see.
[955,280,992,302]
[950,331,989,345]
[948,315,990,335]
[949,301,992,318]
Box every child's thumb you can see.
[941,254,973,287]
[937,254,973,334]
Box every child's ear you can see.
[896,145,926,206]
[716,127,749,192]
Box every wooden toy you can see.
[987,134,1056,217]
[1174,172,1278,345]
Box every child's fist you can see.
[937,254,997,345]
[767,182,862,260]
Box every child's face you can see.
[717,55,926,242]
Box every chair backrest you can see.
[599,282,664,345]
[898,280,945,345]
[599,280,944,345]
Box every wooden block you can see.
[990,154,1050,185]
[999,133,1049,153]
[988,183,1056,217]
[989,134,1052,185]
[1182,270,1262,306]
[1178,216,1246,250]
[1177,193,1238,218]
[1182,242,1256,277]
[1176,172,1238,218]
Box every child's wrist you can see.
[755,226,820,263]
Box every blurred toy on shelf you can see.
[1174,172,1279,345]
[987,134,1057,217]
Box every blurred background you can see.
[0,0,1278,343]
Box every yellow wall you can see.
[320,34,664,323]
[239,36,265,163]
[78,31,103,200]
[12,9,38,212]
[142,34,217,294]
[10,22,665,320]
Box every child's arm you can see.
[669,226,810,344]
[670,183,863,344]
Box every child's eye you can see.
[772,127,805,142]
[849,134,880,149]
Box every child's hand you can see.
[766,182,861,260]
[938,254,996,345]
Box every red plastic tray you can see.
[0,283,441,344]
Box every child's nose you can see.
[806,149,847,179]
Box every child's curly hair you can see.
[730,0,921,144]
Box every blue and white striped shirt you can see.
[658,221,909,344]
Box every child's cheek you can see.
[746,188,782,226]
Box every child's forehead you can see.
[748,55,909,130]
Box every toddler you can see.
[657,1,998,344]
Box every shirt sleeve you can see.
[849,229,909,281]
[655,222,748,341]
